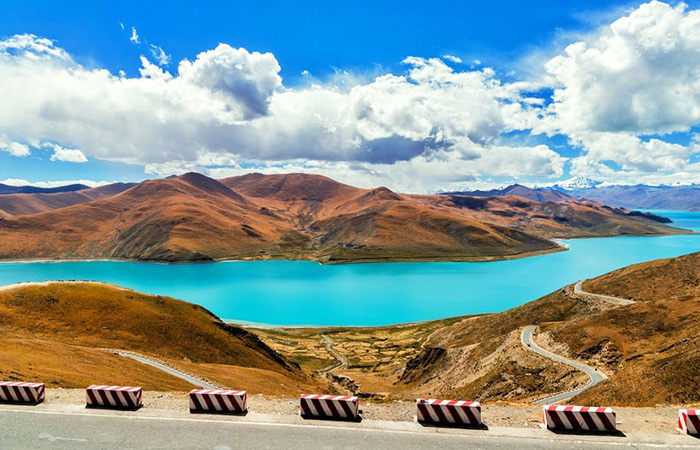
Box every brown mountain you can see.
[0,182,136,217]
[0,172,688,263]
[541,252,700,406]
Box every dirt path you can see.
[318,334,348,374]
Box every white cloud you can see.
[537,1,700,180]
[0,135,30,157]
[545,2,700,136]
[0,34,561,192]
[47,144,88,163]
[442,54,462,63]
[0,178,110,188]
[119,22,125,31]
[149,44,171,66]
[130,27,140,44]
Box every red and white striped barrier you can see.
[189,389,247,414]
[300,394,359,420]
[543,405,616,432]
[679,409,700,435]
[0,381,45,404]
[416,398,482,426]
[86,385,142,409]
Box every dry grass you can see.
[0,336,193,390]
[540,252,700,406]
[0,282,317,393]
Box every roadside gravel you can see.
[44,389,685,433]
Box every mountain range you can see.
[0,172,686,263]
[448,179,700,212]
[0,182,90,195]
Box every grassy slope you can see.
[0,282,317,393]
[542,252,700,406]
[251,289,611,402]
[255,255,700,405]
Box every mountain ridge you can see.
[0,172,688,263]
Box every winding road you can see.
[573,281,636,306]
[519,280,636,404]
[521,326,606,405]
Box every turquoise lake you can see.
[1,210,699,326]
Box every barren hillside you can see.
[0,172,687,263]
[0,282,316,394]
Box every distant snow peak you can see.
[555,177,602,190]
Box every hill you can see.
[0,182,136,217]
[0,282,316,394]
[0,183,89,195]
[539,252,700,406]
[0,172,687,263]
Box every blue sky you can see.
[2,0,700,191]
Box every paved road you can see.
[521,326,606,405]
[573,281,636,306]
[115,351,220,390]
[0,409,693,450]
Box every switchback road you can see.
[521,325,607,405]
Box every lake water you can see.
[1,210,699,326]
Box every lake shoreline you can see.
[1,216,699,327]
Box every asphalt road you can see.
[0,409,690,450]
[521,325,606,405]
[573,281,636,306]
[115,351,220,390]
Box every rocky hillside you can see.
[395,252,700,405]
[0,182,136,217]
[540,252,700,406]
[0,172,687,263]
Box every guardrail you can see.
[86,385,143,410]
[3,380,699,436]
[189,389,247,414]
[543,405,616,432]
[416,398,481,427]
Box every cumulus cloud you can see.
[47,144,88,163]
[0,34,562,191]
[540,1,700,179]
[0,135,30,157]
[442,54,462,63]
[0,178,110,188]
